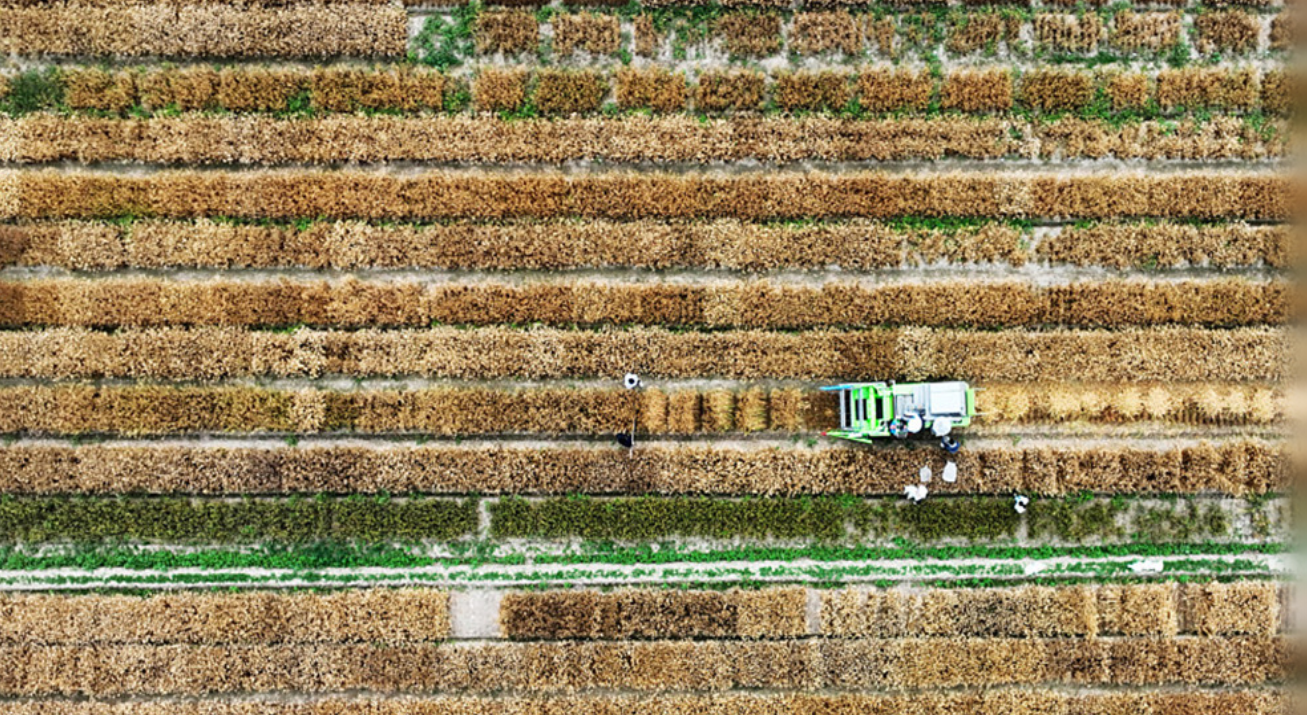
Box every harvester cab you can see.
[821,381,976,453]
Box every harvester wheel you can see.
[889,419,909,439]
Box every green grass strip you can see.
[0,555,1279,591]
[533,538,1285,566]
[0,496,478,543]
[0,539,1283,574]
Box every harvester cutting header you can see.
[821,381,976,453]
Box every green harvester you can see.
[821,381,976,453]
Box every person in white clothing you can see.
[904,484,928,504]
[906,415,924,434]
[932,418,953,437]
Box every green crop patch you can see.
[1027,498,1128,541]
[493,496,1068,543]
[0,496,478,544]
[896,497,1020,541]
[488,494,1262,545]
[491,495,855,541]
[1,68,64,115]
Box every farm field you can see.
[0,0,1296,709]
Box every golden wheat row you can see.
[0,691,1289,715]
[0,5,406,57]
[0,439,1284,495]
[487,11,1283,60]
[6,689,1298,715]
[1036,221,1290,268]
[4,219,1027,270]
[0,114,1287,164]
[61,65,447,113]
[0,382,1284,436]
[1,219,1289,271]
[502,588,808,641]
[0,170,1287,220]
[471,10,1284,60]
[501,582,1281,640]
[0,637,1285,696]
[0,0,387,6]
[49,64,1295,116]
[0,384,801,435]
[634,0,1280,7]
[0,327,1284,382]
[0,582,1278,646]
[822,582,1284,639]
[0,588,797,644]
[0,590,449,645]
[980,382,1283,425]
[0,278,1286,328]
